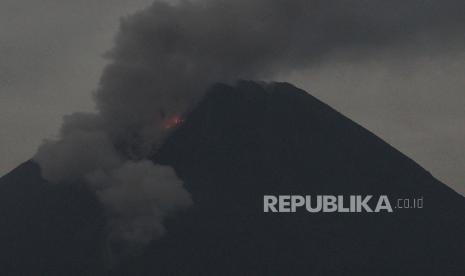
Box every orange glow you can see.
[163,115,184,129]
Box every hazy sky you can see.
[1,0,464,195]
[0,0,153,175]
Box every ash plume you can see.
[34,0,465,253]
[86,161,191,245]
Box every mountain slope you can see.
[1,81,464,275]
[0,161,106,275]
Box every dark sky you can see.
[1,0,464,195]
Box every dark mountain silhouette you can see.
[1,81,464,275]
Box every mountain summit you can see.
[1,81,464,275]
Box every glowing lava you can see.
[163,115,184,129]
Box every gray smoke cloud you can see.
[95,0,465,152]
[34,0,465,252]
[86,161,191,244]
[34,112,193,253]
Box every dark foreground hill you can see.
[1,81,464,275]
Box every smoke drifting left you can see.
[34,0,465,255]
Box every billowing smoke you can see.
[35,112,191,250]
[34,0,465,253]
[86,161,191,245]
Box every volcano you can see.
[1,81,464,275]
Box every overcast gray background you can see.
[1,0,464,195]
